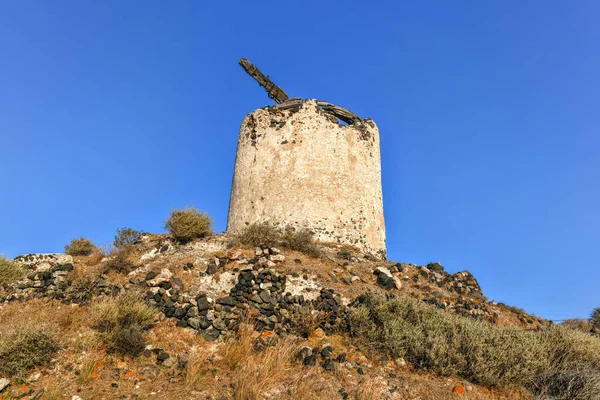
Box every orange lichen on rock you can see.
[453,385,466,397]
[122,370,135,379]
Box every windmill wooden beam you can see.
[238,57,362,124]
[239,58,289,104]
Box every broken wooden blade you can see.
[239,58,290,104]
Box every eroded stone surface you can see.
[227,99,386,258]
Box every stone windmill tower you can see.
[227,59,386,258]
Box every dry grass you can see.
[0,255,26,284]
[230,339,298,400]
[348,293,600,399]
[65,237,97,256]
[562,318,593,334]
[91,290,154,357]
[185,345,214,389]
[44,380,66,400]
[237,222,321,257]
[165,207,212,243]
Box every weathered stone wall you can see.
[227,99,386,258]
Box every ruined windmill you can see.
[227,58,386,258]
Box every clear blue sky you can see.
[1,1,598,321]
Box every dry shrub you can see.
[85,247,106,266]
[0,255,26,285]
[113,227,143,249]
[237,222,321,257]
[165,207,212,243]
[92,291,154,357]
[562,318,593,334]
[286,309,327,338]
[348,293,600,399]
[0,324,60,381]
[236,222,281,248]
[591,308,600,330]
[65,237,97,256]
[104,246,136,274]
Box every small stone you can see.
[270,254,285,263]
[0,378,9,391]
[322,358,335,371]
[321,346,333,358]
[350,275,361,283]
[303,355,317,366]
[217,296,236,307]
[28,372,41,382]
[197,296,211,311]
[187,317,200,330]
[162,358,175,368]
[377,274,396,290]
[328,271,338,283]
[157,351,170,363]
[374,266,392,278]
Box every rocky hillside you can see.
[0,232,598,400]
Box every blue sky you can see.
[1,1,598,321]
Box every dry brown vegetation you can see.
[348,293,600,399]
[165,207,212,243]
[65,236,97,256]
[0,255,26,285]
[237,222,321,257]
[91,290,154,357]
[113,227,143,249]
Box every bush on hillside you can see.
[92,291,154,357]
[237,222,321,257]
[236,222,281,248]
[347,293,600,398]
[591,308,600,330]
[113,227,143,249]
[0,325,60,381]
[280,226,321,257]
[0,256,26,285]
[104,246,136,274]
[562,318,593,334]
[165,208,212,243]
[65,237,97,256]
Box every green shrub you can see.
[165,208,212,243]
[347,293,600,398]
[113,227,143,249]
[65,237,97,256]
[237,223,321,257]
[0,326,60,381]
[0,256,26,285]
[92,291,154,357]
